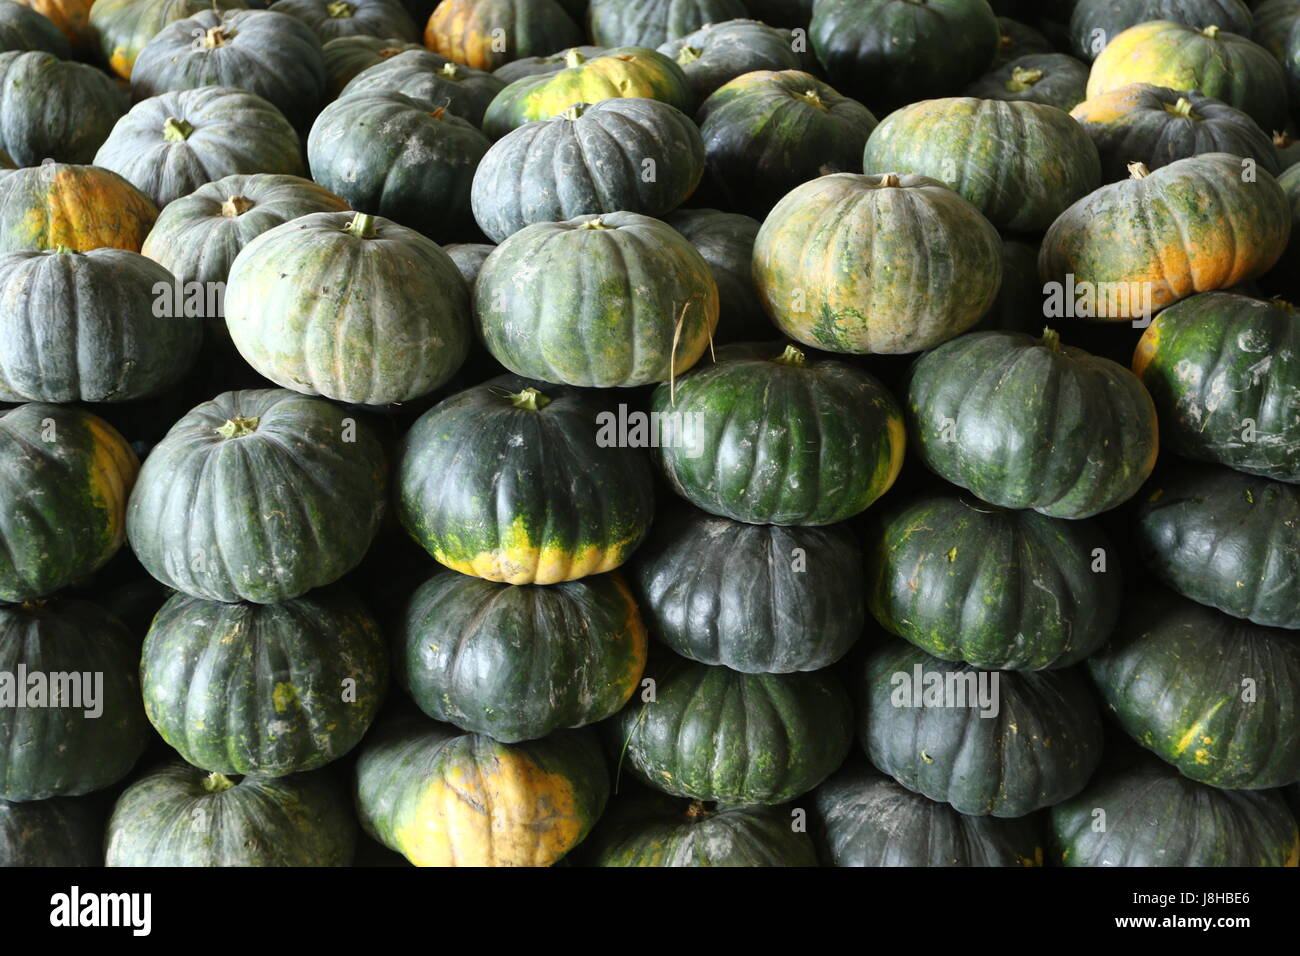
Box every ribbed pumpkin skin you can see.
[0,797,101,866]
[866,492,1121,670]
[0,599,148,802]
[611,652,854,806]
[1133,292,1300,482]
[860,639,1105,817]
[992,17,1055,67]
[425,0,582,71]
[1069,0,1253,60]
[268,0,419,42]
[588,0,747,48]
[0,51,126,166]
[664,208,766,342]
[12,0,93,54]
[1088,589,1300,790]
[964,53,1089,110]
[398,570,647,742]
[491,43,605,83]
[812,761,1044,866]
[89,0,249,79]
[142,590,389,776]
[1135,466,1300,629]
[397,376,655,584]
[225,211,471,405]
[475,212,717,387]
[471,98,703,243]
[308,91,489,242]
[106,762,357,866]
[442,240,493,284]
[657,19,802,101]
[632,506,865,673]
[907,330,1158,519]
[354,713,609,867]
[1050,754,1300,866]
[342,51,505,127]
[0,404,138,602]
[752,173,1002,355]
[0,1,71,58]
[0,163,159,254]
[321,35,422,93]
[126,389,387,604]
[697,70,878,219]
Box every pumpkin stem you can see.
[345,212,378,238]
[774,343,806,366]
[378,47,405,59]
[203,772,237,793]
[216,416,260,439]
[17,599,46,612]
[564,48,586,69]
[162,116,194,142]
[794,89,828,111]
[1201,24,1220,38]
[202,25,229,49]
[1006,66,1043,92]
[440,62,461,79]
[1273,130,1293,148]
[578,217,610,230]
[1127,161,1151,179]
[1040,327,1064,353]
[325,0,355,17]
[427,106,447,120]
[877,172,902,188]
[221,195,254,217]
[998,33,1013,52]
[676,45,701,64]
[561,102,587,121]
[1270,296,1296,312]
[510,387,551,411]
[1164,97,1197,120]
[52,244,74,255]
[684,800,713,820]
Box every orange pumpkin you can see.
[424,0,581,71]
[0,162,159,254]
[12,0,94,54]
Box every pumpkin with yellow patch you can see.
[424,0,582,71]
[0,162,158,254]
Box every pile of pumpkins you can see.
[0,0,1298,868]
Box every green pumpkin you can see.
[1274,164,1300,294]
[342,52,505,127]
[664,208,767,342]
[656,18,803,101]
[491,42,605,83]
[1070,0,1254,60]
[0,598,148,802]
[126,388,387,603]
[0,51,126,166]
[611,651,853,806]
[321,34,422,93]
[752,173,1002,355]
[475,211,717,387]
[0,796,101,866]
[1088,588,1300,789]
[1257,0,1300,102]
[991,17,1054,66]
[355,711,609,866]
[0,1,69,57]
[963,53,1089,110]
[88,0,249,79]
[470,97,703,243]
[268,0,419,42]
[0,404,138,602]
[397,376,655,584]
[105,762,356,866]
[424,0,583,71]
[588,0,747,48]
[225,211,471,404]
[442,240,493,285]
[860,639,1105,817]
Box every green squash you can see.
[342,51,505,127]
[1257,1,1300,103]
[0,796,101,866]
[991,16,1054,66]
[0,404,138,602]
[663,207,768,343]
[0,50,126,166]
[0,162,159,255]
[963,53,1089,110]
[588,0,747,48]
[470,97,703,243]
[225,211,471,405]
[88,0,249,79]
[1274,164,1300,295]
[126,388,387,603]
[0,0,71,58]
[1070,0,1253,60]
[656,18,803,101]
[753,173,1002,355]
[397,376,655,584]
[424,0,583,71]
[491,42,605,83]
[106,762,356,866]
[650,343,904,525]
[442,240,493,285]
[268,0,419,42]
[321,34,422,93]
[0,598,148,802]
[475,211,717,387]
[860,638,1105,817]
[1088,588,1300,790]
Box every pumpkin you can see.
[89,0,250,80]
[751,172,1002,355]
[397,569,646,742]
[1276,129,1300,169]
[126,388,387,603]
[0,796,101,866]
[963,53,1090,110]
[1039,154,1290,319]
[0,404,138,602]
[267,0,419,42]
[587,0,748,48]
[225,211,472,405]
[474,211,717,387]
[611,650,853,806]
[812,759,1044,866]
[656,18,803,101]
[0,597,148,802]
[10,0,92,55]
[1069,0,1253,61]
[105,762,357,866]
[991,16,1054,65]
[308,91,489,242]
[442,240,493,284]
[1086,22,1288,132]
[0,162,159,254]
[664,208,767,342]
[1050,751,1300,866]
[321,34,422,93]
[649,342,905,525]
[1088,588,1300,789]
[0,0,70,57]
[1253,0,1300,64]
[425,0,583,71]
[471,97,703,243]
[809,0,1000,114]
[860,638,1105,817]
[354,711,609,867]
[341,50,504,126]
[490,41,604,82]
[481,46,692,140]
[0,51,127,166]
[1132,291,1300,482]
[697,70,878,218]
[397,376,655,584]
[0,248,202,403]
[1275,163,1300,293]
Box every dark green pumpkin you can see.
[105,762,356,866]
[126,388,387,603]
[342,51,505,127]
[1088,588,1300,789]
[442,240,493,285]
[860,639,1105,817]
[88,0,250,79]
[0,0,70,58]
[1069,0,1253,60]
[268,0,418,41]
[1258,0,1300,102]
[656,18,803,101]
[650,342,905,525]
[321,34,422,93]
[0,50,126,166]
[991,16,1054,66]
[0,796,101,866]
[397,376,655,583]
[470,97,703,243]
[587,0,747,48]
[664,207,768,343]
[963,53,1089,110]
[0,598,148,802]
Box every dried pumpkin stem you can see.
[216,416,259,439]
[203,772,236,793]
[774,343,807,366]
[564,48,586,68]
[1127,161,1151,179]
[345,212,378,238]
[1006,66,1043,92]
[221,195,254,217]
[510,387,551,411]
[162,116,194,142]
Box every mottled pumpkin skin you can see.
[106,762,356,866]
[3,0,76,57]
[126,389,387,604]
[657,18,803,101]
[398,570,646,742]
[1050,753,1300,866]
[862,97,1100,233]
[491,42,605,82]
[812,759,1044,867]
[0,163,158,254]
[354,713,609,867]
[753,173,1002,355]
[0,404,138,602]
[142,590,389,776]
[0,796,101,866]
[425,0,582,71]
[89,0,249,79]
[860,639,1105,818]
[342,51,505,126]
[442,240,493,285]
[964,52,1090,110]
[397,376,655,584]
[321,34,422,93]
[0,599,148,802]
[664,208,767,342]
[1133,292,1300,481]
[1069,0,1253,61]
[1089,589,1300,789]
[588,0,747,48]
[268,0,420,42]
[0,51,125,167]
